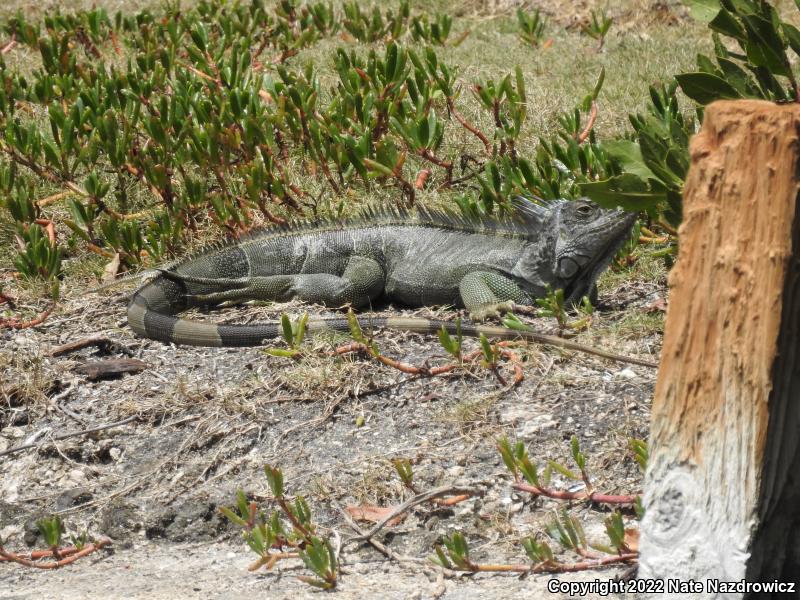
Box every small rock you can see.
[68,468,87,485]
[55,488,92,512]
[23,520,40,547]
[445,465,464,479]
[0,525,21,543]
[109,447,122,461]
[5,427,26,440]
[616,368,637,380]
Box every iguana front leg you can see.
[163,255,385,308]
[458,271,532,321]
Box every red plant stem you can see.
[0,302,55,330]
[0,545,84,561]
[414,168,431,190]
[248,551,300,572]
[0,539,111,569]
[275,496,314,540]
[335,342,427,374]
[34,219,57,245]
[472,563,530,573]
[448,99,492,156]
[1,34,16,55]
[534,554,638,573]
[512,482,639,505]
[418,149,453,171]
[431,494,472,507]
[576,101,598,145]
[335,342,523,385]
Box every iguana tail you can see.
[128,279,657,367]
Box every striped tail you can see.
[127,281,657,367]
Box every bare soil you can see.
[0,260,663,599]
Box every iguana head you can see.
[512,197,636,304]
[552,198,636,304]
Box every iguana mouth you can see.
[563,211,637,305]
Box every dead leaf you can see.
[624,528,639,553]
[344,504,406,527]
[645,297,667,313]
[101,253,121,283]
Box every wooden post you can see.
[639,100,800,590]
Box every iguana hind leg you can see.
[459,271,532,321]
[178,255,385,308]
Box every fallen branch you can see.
[0,414,140,459]
[338,506,457,577]
[50,336,128,357]
[35,190,77,208]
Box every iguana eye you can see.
[576,204,594,217]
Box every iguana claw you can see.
[468,300,516,322]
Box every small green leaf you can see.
[547,460,580,480]
[674,71,742,104]
[479,333,493,362]
[220,506,248,527]
[281,313,293,345]
[685,0,720,23]
[580,174,666,211]
[265,348,301,358]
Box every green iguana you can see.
[127,198,651,365]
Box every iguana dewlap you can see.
[127,198,636,347]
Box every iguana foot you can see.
[468,300,515,322]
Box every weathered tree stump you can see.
[639,100,800,592]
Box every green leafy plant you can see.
[629,438,648,473]
[496,435,640,506]
[516,8,547,47]
[0,515,110,569]
[437,318,463,361]
[432,508,638,574]
[13,224,62,288]
[410,13,452,45]
[36,516,65,549]
[582,9,613,49]
[582,81,693,229]
[680,0,800,104]
[266,313,309,358]
[221,464,338,589]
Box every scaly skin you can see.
[127,199,636,347]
